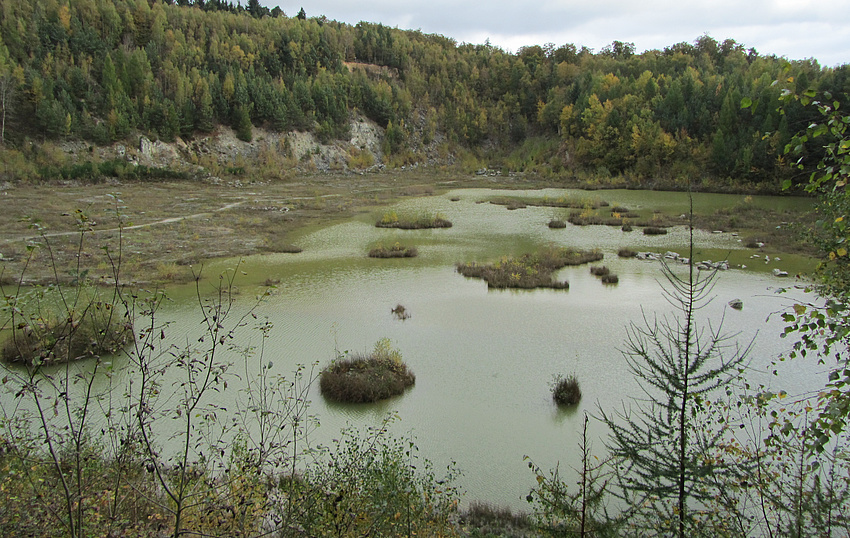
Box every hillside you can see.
[0,0,847,188]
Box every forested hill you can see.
[0,0,847,189]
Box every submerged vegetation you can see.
[456,246,603,289]
[319,338,416,403]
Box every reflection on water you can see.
[2,188,822,510]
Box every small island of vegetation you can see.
[456,246,603,289]
[552,374,582,406]
[319,338,415,403]
[376,211,452,230]
[368,242,419,258]
[1,301,132,366]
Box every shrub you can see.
[618,248,637,258]
[601,274,619,284]
[643,226,668,235]
[319,339,415,403]
[622,223,633,232]
[552,375,582,406]
[548,219,567,229]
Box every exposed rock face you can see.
[139,136,153,157]
[54,113,428,176]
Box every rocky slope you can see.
[59,112,451,179]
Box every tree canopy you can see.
[0,0,846,187]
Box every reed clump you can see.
[552,374,582,406]
[590,266,610,276]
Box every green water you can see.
[3,188,824,510]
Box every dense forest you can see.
[0,0,847,187]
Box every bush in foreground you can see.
[552,375,582,406]
[643,226,668,235]
[320,338,415,403]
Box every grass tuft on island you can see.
[319,338,415,403]
[376,211,452,229]
[456,246,603,289]
[368,243,418,258]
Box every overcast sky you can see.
[268,0,850,68]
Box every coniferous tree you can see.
[602,203,751,536]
